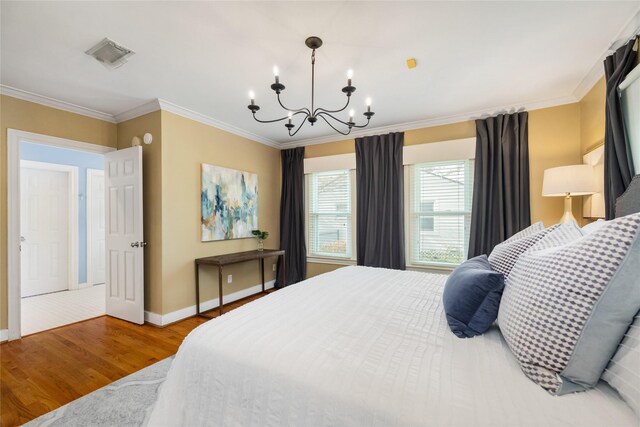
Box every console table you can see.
[195,249,285,318]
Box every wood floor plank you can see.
[0,291,272,426]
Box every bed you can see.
[147,265,638,426]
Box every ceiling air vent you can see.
[85,38,135,70]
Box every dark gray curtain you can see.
[604,37,638,220]
[355,132,405,270]
[276,147,306,287]
[468,112,530,257]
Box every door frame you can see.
[20,160,79,295]
[7,129,115,340]
[86,168,105,287]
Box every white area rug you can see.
[24,357,172,427]
[21,284,105,335]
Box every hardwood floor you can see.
[0,291,272,426]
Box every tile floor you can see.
[21,284,106,336]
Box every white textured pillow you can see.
[498,213,640,394]
[582,219,607,235]
[504,221,545,243]
[603,312,640,416]
[528,221,583,252]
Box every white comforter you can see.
[148,266,637,426]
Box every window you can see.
[420,201,434,231]
[408,160,474,266]
[307,170,353,258]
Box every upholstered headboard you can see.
[616,175,640,217]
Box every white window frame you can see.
[305,169,357,265]
[403,138,476,272]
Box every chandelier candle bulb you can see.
[366,97,372,112]
[273,65,279,84]
[249,91,255,105]
[347,69,353,86]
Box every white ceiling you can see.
[1,1,639,147]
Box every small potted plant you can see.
[251,229,269,251]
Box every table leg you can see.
[195,262,200,316]
[261,258,265,292]
[218,265,224,315]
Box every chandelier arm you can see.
[276,93,311,115]
[252,111,308,124]
[351,118,372,129]
[316,113,352,136]
[313,95,351,116]
[317,111,353,127]
[318,111,371,130]
[288,116,308,137]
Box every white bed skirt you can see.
[148,266,636,427]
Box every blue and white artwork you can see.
[201,164,258,241]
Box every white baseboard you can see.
[0,329,8,342]
[144,280,276,327]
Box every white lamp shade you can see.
[542,164,597,197]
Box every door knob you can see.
[131,242,140,248]
[20,236,26,242]
[140,241,148,247]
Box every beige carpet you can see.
[21,284,105,336]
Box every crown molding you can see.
[113,99,161,123]
[281,94,577,148]
[156,99,280,148]
[0,86,578,151]
[0,84,117,123]
[0,85,280,148]
[573,8,640,101]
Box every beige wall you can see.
[0,73,609,328]
[117,112,163,315]
[0,95,281,329]
[159,111,281,315]
[0,95,118,329]
[305,121,476,157]
[306,105,582,225]
[305,104,585,276]
[580,76,606,155]
[528,103,583,225]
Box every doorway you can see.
[7,130,115,339]
[19,142,107,335]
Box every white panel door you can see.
[104,146,144,324]
[20,163,71,297]
[87,169,106,285]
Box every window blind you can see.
[308,170,352,258]
[409,160,474,266]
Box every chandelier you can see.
[247,36,375,137]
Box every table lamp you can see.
[542,164,597,224]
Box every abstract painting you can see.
[201,164,258,241]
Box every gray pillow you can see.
[488,225,556,278]
[602,312,640,416]
[498,213,640,395]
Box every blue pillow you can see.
[442,255,505,338]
